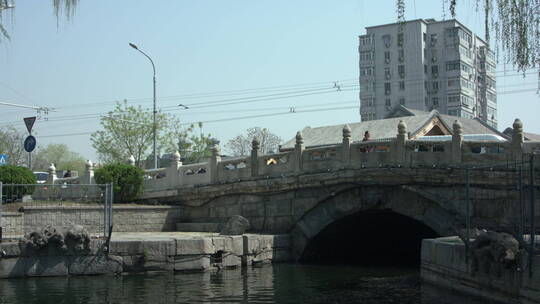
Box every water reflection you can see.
[0,264,494,304]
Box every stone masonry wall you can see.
[0,212,24,237]
[2,206,183,237]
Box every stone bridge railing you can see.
[44,118,540,197]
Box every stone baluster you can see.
[168,151,182,187]
[47,163,57,184]
[511,118,524,160]
[210,144,221,183]
[127,155,136,166]
[342,125,351,167]
[251,138,260,177]
[83,160,95,184]
[295,131,305,172]
[171,151,182,169]
[395,120,407,165]
[452,120,463,163]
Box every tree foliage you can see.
[225,127,281,157]
[0,165,36,199]
[32,143,86,173]
[396,0,540,72]
[92,100,212,167]
[0,0,78,42]
[94,163,144,203]
[171,122,214,164]
[0,126,25,166]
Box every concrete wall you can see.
[421,237,540,304]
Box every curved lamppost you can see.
[129,42,157,169]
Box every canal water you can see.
[0,264,493,304]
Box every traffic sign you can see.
[24,116,36,134]
[0,154,8,166]
[24,135,36,153]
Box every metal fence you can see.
[460,155,539,276]
[0,182,113,242]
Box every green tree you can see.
[396,0,540,72]
[172,122,214,164]
[0,126,25,166]
[32,143,86,173]
[92,100,213,167]
[225,127,281,157]
[94,163,144,203]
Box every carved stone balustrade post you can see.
[83,160,95,184]
[295,131,304,172]
[251,138,260,177]
[210,144,221,183]
[452,120,463,163]
[395,120,407,165]
[342,125,351,167]
[47,163,57,184]
[512,118,524,160]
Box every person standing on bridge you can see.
[362,131,374,152]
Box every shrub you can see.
[94,163,144,203]
[0,165,37,200]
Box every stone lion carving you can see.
[471,231,520,277]
[220,215,250,236]
[19,224,91,254]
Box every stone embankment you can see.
[0,232,290,279]
[422,236,540,304]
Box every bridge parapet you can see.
[139,118,539,196]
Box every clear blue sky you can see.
[1,0,538,164]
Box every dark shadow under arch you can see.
[300,209,439,266]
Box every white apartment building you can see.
[358,19,497,127]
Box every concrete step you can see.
[176,222,221,232]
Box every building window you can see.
[447,77,459,87]
[431,65,438,76]
[360,67,374,76]
[461,62,473,73]
[448,109,459,116]
[446,60,460,71]
[425,97,429,106]
[423,33,427,42]
[397,32,404,47]
[385,82,391,95]
[384,51,390,63]
[362,97,374,107]
[399,81,405,90]
[430,33,438,45]
[385,99,391,106]
[399,97,405,105]
[446,28,458,39]
[487,91,496,102]
[385,67,391,79]
[360,51,373,61]
[359,35,373,45]
[432,81,439,91]
[432,97,439,105]
[431,49,437,62]
[461,94,473,108]
[398,49,404,62]
[424,64,428,74]
[448,94,460,103]
[398,65,405,78]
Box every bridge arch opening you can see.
[299,209,439,266]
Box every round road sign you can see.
[24,135,36,153]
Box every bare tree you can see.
[225,127,281,157]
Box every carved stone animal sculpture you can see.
[471,231,520,277]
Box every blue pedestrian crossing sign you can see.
[0,154,8,166]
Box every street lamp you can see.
[129,42,158,169]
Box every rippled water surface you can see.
[0,264,492,304]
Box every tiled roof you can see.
[280,107,507,150]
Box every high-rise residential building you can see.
[358,19,497,127]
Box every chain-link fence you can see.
[0,182,113,242]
